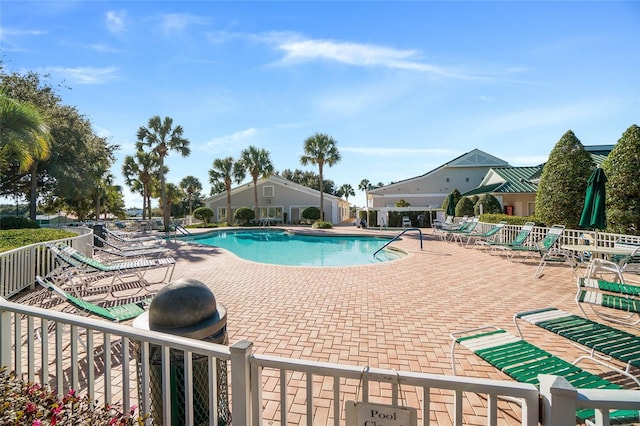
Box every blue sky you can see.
[2,1,639,209]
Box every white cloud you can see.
[106,11,126,34]
[206,128,257,150]
[0,28,46,51]
[275,37,479,79]
[45,66,119,84]
[158,13,208,35]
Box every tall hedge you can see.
[535,130,594,228]
[602,124,640,235]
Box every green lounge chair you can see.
[46,242,175,298]
[465,221,507,246]
[480,221,535,252]
[502,224,565,261]
[443,218,478,242]
[36,275,149,322]
[451,326,640,424]
[576,276,640,326]
[92,235,169,260]
[514,307,640,386]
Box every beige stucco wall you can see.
[370,166,494,209]
[205,179,349,224]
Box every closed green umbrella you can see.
[446,193,456,217]
[579,167,607,230]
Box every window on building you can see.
[263,185,274,198]
[259,206,283,218]
[217,207,227,221]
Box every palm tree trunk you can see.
[160,158,169,231]
[253,174,259,219]
[319,165,324,221]
[226,181,232,224]
[29,163,38,221]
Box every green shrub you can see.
[0,229,77,253]
[474,194,502,215]
[234,207,255,224]
[193,207,214,226]
[455,197,475,217]
[302,207,321,221]
[312,221,333,229]
[0,216,39,229]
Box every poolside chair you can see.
[514,307,640,386]
[576,276,640,326]
[104,227,162,245]
[479,221,535,252]
[450,326,640,424]
[442,217,478,242]
[611,243,640,283]
[36,275,150,322]
[432,215,453,233]
[46,243,175,298]
[92,235,169,260]
[464,221,507,246]
[502,224,565,262]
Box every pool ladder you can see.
[373,227,423,258]
[171,224,195,242]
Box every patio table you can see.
[560,244,636,260]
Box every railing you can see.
[0,296,231,425]
[0,227,92,299]
[2,297,638,426]
[373,227,423,257]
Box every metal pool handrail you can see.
[373,227,423,258]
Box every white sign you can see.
[345,401,417,426]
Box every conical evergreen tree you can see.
[535,130,594,227]
[602,124,640,235]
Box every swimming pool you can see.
[191,229,404,266]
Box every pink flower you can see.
[31,421,42,426]
[26,402,37,413]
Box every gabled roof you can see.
[369,148,509,193]
[204,174,345,204]
[463,165,543,196]
[585,145,613,167]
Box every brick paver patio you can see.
[150,225,638,424]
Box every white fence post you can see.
[539,374,577,425]
[0,299,11,369]
[231,340,253,425]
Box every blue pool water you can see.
[192,229,404,266]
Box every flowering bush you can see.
[0,367,149,425]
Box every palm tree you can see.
[0,94,51,174]
[209,157,246,224]
[122,150,160,220]
[179,176,202,216]
[359,178,372,224]
[136,116,190,231]
[300,133,341,221]
[164,182,183,219]
[338,183,355,204]
[1,94,52,220]
[240,146,274,219]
